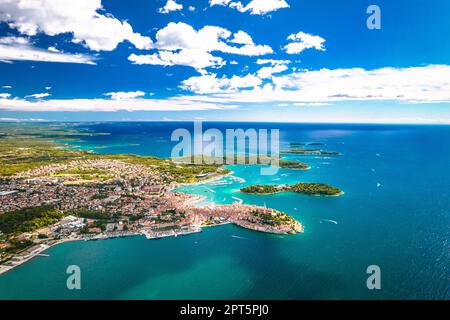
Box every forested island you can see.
[241,183,343,196]
[281,141,342,156]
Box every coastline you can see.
[0,171,231,276]
[0,134,304,276]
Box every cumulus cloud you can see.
[0,96,238,112]
[128,22,272,72]
[25,93,51,99]
[230,31,254,45]
[0,93,11,99]
[159,0,183,14]
[179,65,450,104]
[255,58,289,79]
[256,59,290,65]
[47,46,60,53]
[129,50,224,71]
[284,31,326,54]
[210,0,289,15]
[257,64,288,79]
[181,73,262,94]
[0,0,152,51]
[105,91,146,100]
[0,37,96,64]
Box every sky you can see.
[0,0,449,123]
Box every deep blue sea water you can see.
[0,122,449,299]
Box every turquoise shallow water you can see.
[0,122,449,299]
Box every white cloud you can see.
[2,85,12,89]
[210,0,232,5]
[0,36,96,64]
[188,6,196,12]
[179,65,450,104]
[0,36,29,45]
[47,46,59,53]
[230,31,254,45]
[129,50,224,71]
[0,0,152,51]
[181,73,262,94]
[105,91,146,100]
[128,22,272,72]
[284,32,326,54]
[159,0,183,14]
[45,86,52,90]
[0,117,46,122]
[257,64,288,79]
[210,0,289,15]
[25,93,51,99]
[256,58,290,65]
[0,93,12,99]
[0,96,238,112]
[255,58,290,79]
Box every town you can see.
[0,158,303,274]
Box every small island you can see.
[241,183,343,196]
[281,148,341,156]
[290,142,325,147]
[278,160,310,170]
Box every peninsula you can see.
[0,123,303,274]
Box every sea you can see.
[0,122,449,299]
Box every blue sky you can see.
[0,0,449,123]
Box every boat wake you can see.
[320,219,338,225]
[232,196,243,204]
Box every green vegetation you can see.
[250,209,296,226]
[279,160,310,170]
[0,123,317,184]
[122,193,145,200]
[0,123,228,183]
[0,205,64,235]
[175,154,309,172]
[241,182,343,196]
[4,239,34,253]
[53,167,114,182]
[281,148,341,155]
[290,183,342,195]
[289,142,306,147]
[240,185,281,194]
